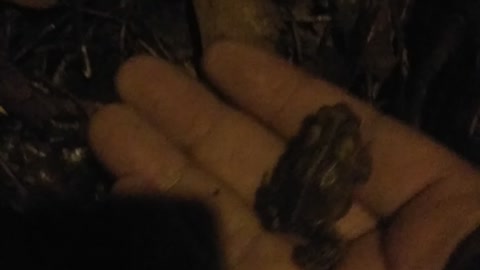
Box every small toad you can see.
[255,103,371,270]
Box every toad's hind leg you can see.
[293,231,343,270]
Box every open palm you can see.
[89,42,480,270]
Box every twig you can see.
[81,45,92,79]
[14,15,68,61]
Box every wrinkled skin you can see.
[255,103,371,269]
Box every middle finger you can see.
[117,55,283,205]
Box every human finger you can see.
[88,104,295,268]
[116,55,284,205]
[202,41,469,217]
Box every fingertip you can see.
[116,55,164,100]
[203,41,241,72]
[202,41,278,80]
[88,103,130,154]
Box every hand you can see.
[88,42,480,270]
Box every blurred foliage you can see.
[0,0,196,209]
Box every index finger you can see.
[203,41,469,217]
